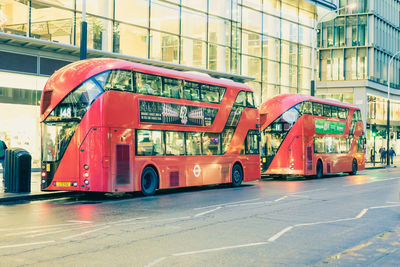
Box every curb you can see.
[0,191,78,203]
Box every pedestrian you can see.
[0,139,7,168]
[370,148,375,163]
[390,147,396,165]
[381,147,387,164]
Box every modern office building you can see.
[317,0,400,161]
[0,0,336,167]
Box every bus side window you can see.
[136,73,162,96]
[338,107,347,119]
[184,81,200,101]
[165,131,185,156]
[312,102,323,116]
[202,133,220,155]
[234,91,246,106]
[331,106,338,118]
[137,130,164,156]
[323,104,332,117]
[246,92,255,107]
[112,70,134,92]
[163,78,182,99]
[301,101,312,114]
[245,130,260,155]
[186,132,202,155]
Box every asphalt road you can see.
[0,168,399,267]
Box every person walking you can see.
[370,148,375,163]
[389,147,396,165]
[0,139,7,168]
[381,147,387,164]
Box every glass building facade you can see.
[0,0,335,167]
[317,0,400,162]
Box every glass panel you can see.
[234,91,246,106]
[242,31,261,57]
[202,133,220,155]
[332,49,344,80]
[181,38,206,69]
[263,14,280,38]
[201,85,225,103]
[30,4,74,45]
[150,31,179,63]
[165,131,185,156]
[163,78,183,98]
[263,0,280,16]
[263,60,280,85]
[299,25,312,46]
[183,81,200,101]
[114,23,148,57]
[281,20,298,42]
[357,48,367,80]
[208,16,231,46]
[281,2,298,22]
[222,129,234,154]
[209,0,231,18]
[334,17,345,47]
[245,130,259,155]
[137,130,164,156]
[186,132,202,155]
[181,8,206,40]
[76,0,113,17]
[182,0,207,12]
[150,0,179,34]
[1,0,29,36]
[135,73,162,96]
[247,92,255,107]
[76,15,113,51]
[331,106,338,118]
[314,137,326,153]
[242,7,261,32]
[208,44,230,72]
[300,101,312,114]
[242,55,261,81]
[115,0,149,27]
[312,102,323,116]
[263,36,280,61]
[338,107,348,119]
[323,104,332,117]
[103,70,134,92]
[345,48,357,80]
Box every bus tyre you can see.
[316,160,323,179]
[349,159,358,175]
[232,164,243,187]
[141,167,158,196]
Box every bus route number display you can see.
[139,100,218,126]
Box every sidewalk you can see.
[365,156,399,169]
[0,171,75,203]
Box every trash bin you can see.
[4,148,31,193]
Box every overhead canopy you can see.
[0,32,254,83]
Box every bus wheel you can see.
[316,160,323,179]
[141,167,158,196]
[349,159,358,175]
[232,164,243,187]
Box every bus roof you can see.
[259,94,360,115]
[41,58,252,120]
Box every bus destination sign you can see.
[139,100,218,126]
[315,119,346,135]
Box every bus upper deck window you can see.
[246,92,255,107]
[136,73,162,96]
[301,101,312,114]
[331,106,338,118]
[312,102,323,116]
[234,91,246,106]
[102,70,133,92]
[323,104,332,117]
[184,81,200,101]
[163,78,183,99]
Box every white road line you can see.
[194,207,221,217]
[386,201,400,204]
[5,228,65,237]
[194,198,261,210]
[145,257,167,267]
[356,208,368,219]
[67,220,93,224]
[172,242,268,257]
[226,201,273,208]
[370,204,400,209]
[289,188,327,195]
[274,196,288,202]
[28,225,95,238]
[343,177,400,187]
[0,240,56,249]
[115,216,191,226]
[61,226,110,240]
[268,226,294,242]
[0,222,83,232]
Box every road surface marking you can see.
[61,226,110,240]
[145,257,167,267]
[4,228,65,237]
[274,196,288,202]
[355,208,368,218]
[370,204,400,209]
[172,242,268,256]
[268,226,294,242]
[194,207,221,217]
[289,188,327,195]
[28,225,95,238]
[0,222,84,232]
[67,220,93,224]
[194,198,261,210]
[0,240,55,249]
[343,177,400,187]
[115,216,191,226]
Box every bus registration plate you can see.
[56,182,71,187]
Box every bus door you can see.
[110,128,134,192]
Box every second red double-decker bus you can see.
[260,94,365,178]
[40,58,260,194]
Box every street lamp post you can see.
[80,0,87,60]
[311,4,356,96]
[386,50,400,167]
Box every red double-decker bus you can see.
[260,94,365,178]
[40,58,260,194]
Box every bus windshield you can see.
[41,78,103,162]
